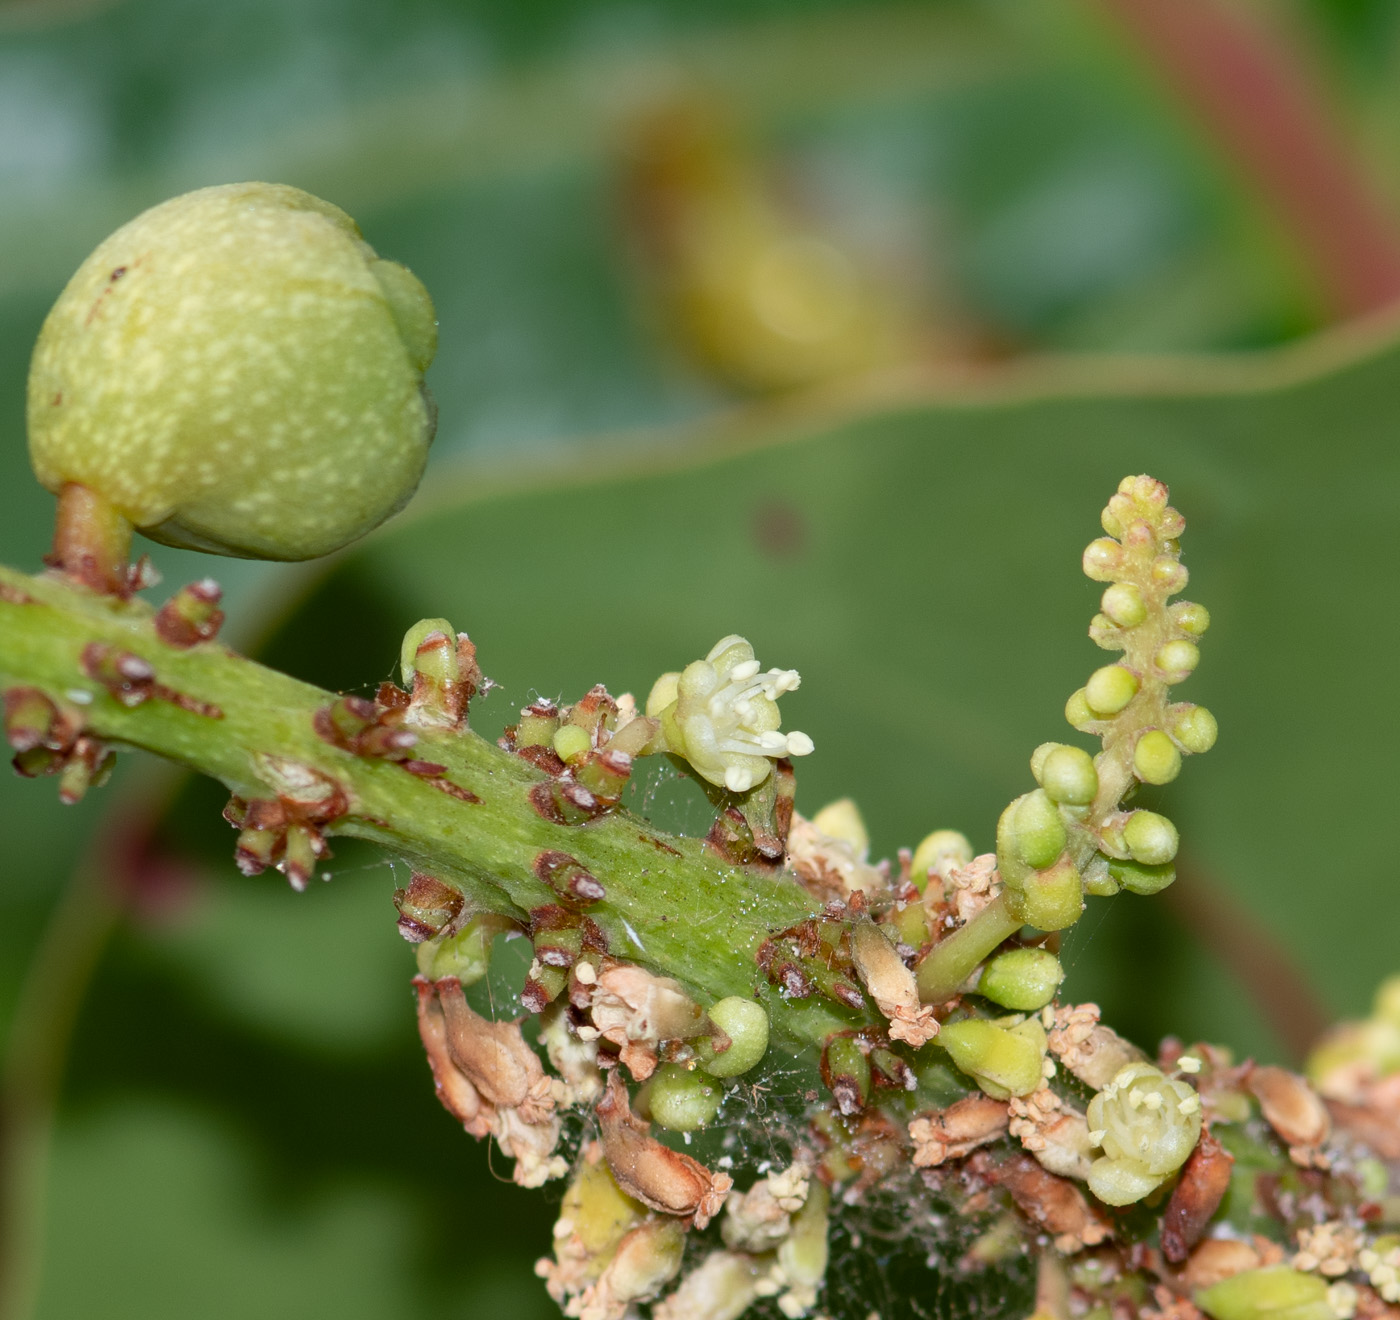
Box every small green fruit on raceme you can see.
[29,182,437,563]
[647,1063,723,1132]
[978,948,1064,1011]
[695,996,769,1078]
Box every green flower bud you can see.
[695,997,769,1078]
[998,790,1067,872]
[1155,639,1201,680]
[416,913,512,984]
[776,1182,830,1295]
[1106,857,1176,896]
[553,723,592,764]
[1375,975,1400,1027]
[1151,557,1189,595]
[647,1062,723,1131]
[1037,745,1099,806]
[29,183,437,560]
[940,1017,1047,1099]
[1086,1062,1201,1206]
[1133,730,1182,785]
[1085,664,1139,717]
[1082,854,1120,897]
[1100,582,1147,628]
[1082,537,1123,581]
[400,618,455,687]
[1195,1267,1333,1320]
[1170,704,1218,755]
[1065,687,1096,731]
[978,948,1064,1011]
[909,829,973,889]
[823,1034,871,1114]
[1171,601,1211,636]
[1123,811,1178,866]
[811,798,868,853]
[1006,853,1084,931]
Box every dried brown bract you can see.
[1047,1003,1147,1090]
[910,1095,1010,1168]
[1160,1126,1234,1262]
[1249,1065,1332,1167]
[848,919,937,1048]
[1176,1238,1273,1292]
[577,961,705,1081]
[1327,1073,1400,1160]
[1008,1086,1094,1181]
[980,1152,1111,1254]
[596,1072,731,1228]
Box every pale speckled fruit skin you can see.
[28,182,438,560]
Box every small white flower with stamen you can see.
[648,635,814,793]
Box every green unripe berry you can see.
[1106,857,1176,896]
[28,183,437,560]
[1100,582,1147,628]
[1037,745,1098,805]
[909,829,973,889]
[1123,810,1178,866]
[1155,639,1200,679]
[978,948,1064,1011]
[1065,687,1095,730]
[1133,730,1182,785]
[1085,664,1139,717]
[998,790,1067,872]
[1170,704,1218,755]
[647,1063,723,1132]
[1171,601,1211,636]
[695,997,769,1077]
[939,1017,1046,1099]
[1194,1267,1333,1320]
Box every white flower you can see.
[648,635,814,793]
[1085,1061,1202,1205]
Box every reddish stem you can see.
[44,483,133,597]
[1099,0,1400,318]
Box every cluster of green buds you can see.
[997,475,1216,934]
[647,635,813,793]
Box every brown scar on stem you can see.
[639,834,682,857]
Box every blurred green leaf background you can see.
[6,1,1400,1316]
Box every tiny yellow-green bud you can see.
[648,1062,723,1131]
[1133,730,1182,785]
[400,618,455,686]
[1374,975,1400,1027]
[1082,538,1123,581]
[1065,687,1096,731]
[553,723,592,764]
[416,913,512,984]
[1171,601,1211,636]
[645,672,680,718]
[1000,790,1067,871]
[1123,810,1178,866]
[776,1182,830,1293]
[1082,854,1120,897]
[1106,857,1175,896]
[1085,665,1139,717]
[1038,745,1099,806]
[1006,853,1084,931]
[1194,1267,1333,1320]
[811,798,868,853]
[978,948,1064,1011]
[1151,557,1189,595]
[940,1017,1047,1099]
[29,183,437,560]
[1170,704,1218,754]
[1155,639,1200,680]
[1100,582,1147,628]
[1029,742,1061,784]
[696,997,769,1077]
[910,829,974,888]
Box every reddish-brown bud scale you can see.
[4,687,63,753]
[393,872,465,942]
[534,850,606,904]
[81,641,155,706]
[1161,1126,1234,1262]
[154,578,224,647]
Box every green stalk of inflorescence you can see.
[919,478,1216,1009]
[0,564,868,1060]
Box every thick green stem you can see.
[915,895,1021,1005]
[0,564,859,1053]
